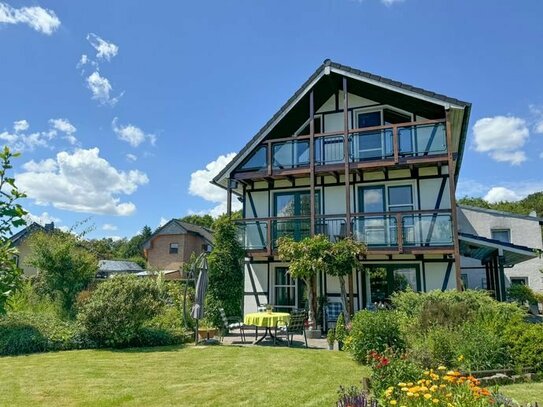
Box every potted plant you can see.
[197,318,218,341]
[335,312,346,351]
[326,328,335,350]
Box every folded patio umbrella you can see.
[190,257,208,321]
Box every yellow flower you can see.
[407,392,414,397]
[457,354,464,362]
[424,394,432,399]
[390,401,397,406]
[437,366,447,371]
[407,382,414,387]
[398,382,407,387]
[401,387,409,392]
[432,399,440,404]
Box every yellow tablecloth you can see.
[244,312,290,328]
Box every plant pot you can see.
[197,328,218,341]
[327,343,334,350]
[306,328,321,339]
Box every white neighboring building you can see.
[458,205,543,294]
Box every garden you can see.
[332,289,543,406]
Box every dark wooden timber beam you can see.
[226,178,232,218]
[309,90,316,237]
[445,109,463,291]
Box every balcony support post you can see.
[393,125,399,163]
[309,90,316,237]
[343,77,351,236]
[445,109,462,291]
[227,178,232,218]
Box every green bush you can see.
[507,284,538,306]
[347,310,405,363]
[506,322,543,371]
[78,275,163,347]
[0,311,89,355]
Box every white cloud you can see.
[22,158,58,172]
[49,118,77,145]
[13,120,29,132]
[189,153,242,217]
[381,0,405,5]
[472,116,529,165]
[86,33,118,61]
[158,217,168,227]
[86,71,122,106]
[17,148,149,216]
[102,223,118,231]
[112,118,156,147]
[0,120,55,152]
[483,187,521,203]
[0,2,60,35]
[126,153,137,162]
[24,211,60,226]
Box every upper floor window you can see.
[358,184,414,213]
[169,243,179,254]
[238,146,267,172]
[491,229,511,243]
[388,185,414,212]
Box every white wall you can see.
[244,262,269,314]
[425,262,456,291]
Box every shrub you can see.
[347,310,405,363]
[78,275,163,347]
[505,322,543,371]
[335,312,347,345]
[507,284,538,306]
[0,311,89,355]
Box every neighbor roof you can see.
[143,219,214,248]
[213,59,471,188]
[10,222,46,246]
[98,260,143,272]
[459,205,543,224]
[459,232,538,265]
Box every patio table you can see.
[244,312,290,344]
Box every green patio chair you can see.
[219,308,247,343]
[274,309,308,348]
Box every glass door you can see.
[274,191,319,243]
[363,264,420,308]
[356,186,390,246]
[274,266,307,312]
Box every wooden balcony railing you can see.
[235,209,454,254]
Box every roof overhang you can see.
[212,59,471,190]
[459,232,538,266]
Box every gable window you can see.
[169,243,179,254]
[491,229,511,243]
[510,277,528,286]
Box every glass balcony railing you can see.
[397,123,447,157]
[236,211,453,252]
[272,219,311,247]
[402,214,453,246]
[352,215,398,247]
[315,135,344,165]
[236,221,268,250]
[272,140,310,170]
[350,129,394,162]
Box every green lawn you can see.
[0,345,368,406]
[500,382,543,404]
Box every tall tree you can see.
[28,230,97,317]
[179,214,214,229]
[0,147,27,315]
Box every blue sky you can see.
[1,0,543,239]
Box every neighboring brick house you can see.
[10,222,55,277]
[142,220,213,272]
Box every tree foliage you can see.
[27,231,97,316]
[277,235,365,326]
[0,147,27,315]
[458,192,543,217]
[179,214,214,229]
[205,217,244,328]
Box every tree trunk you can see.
[338,275,350,324]
[305,277,316,329]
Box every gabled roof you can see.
[142,219,214,249]
[213,59,471,189]
[458,205,543,224]
[10,222,46,246]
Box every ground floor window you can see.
[361,264,421,308]
[273,266,306,312]
[510,277,528,286]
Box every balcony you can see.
[234,120,448,179]
[236,210,453,255]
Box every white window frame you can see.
[270,263,302,311]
